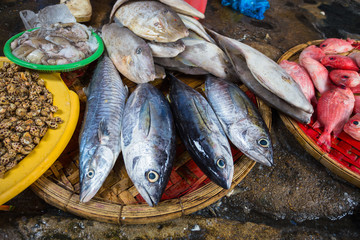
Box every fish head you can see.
[149,7,189,42]
[130,41,156,82]
[80,145,114,203]
[344,114,360,134]
[130,154,171,207]
[233,124,273,167]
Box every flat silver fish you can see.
[154,57,209,75]
[102,23,156,84]
[114,1,188,43]
[79,55,128,203]
[110,0,204,22]
[168,74,233,189]
[205,76,273,166]
[121,83,175,207]
[178,14,213,43]
[148,40,185,58]
[206,28,313,115]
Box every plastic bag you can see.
[221,0,270,20]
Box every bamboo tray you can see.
[278,39,360,188]
[30,68,272,224]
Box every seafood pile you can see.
[79,0,314,206]
[0,62,62,177]
[10,4,98,66]
[10,22,98,65]
[279,38,360,152]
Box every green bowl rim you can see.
[3,27,104,71]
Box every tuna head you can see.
[232,124,273,166]
[80,145,115,203]
[129,153,171,207]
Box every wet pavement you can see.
[1,0,360,239]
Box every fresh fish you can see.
[313,87,354,152]
[154,56,209,75]
[354,95,360,114]
[226,48,313,124]
[301,57,332,94]
[279,60,317,104]
[321,55,359,71]
[102,23,156,84]
[11,45,36,59]
[329,70,360,88]
[205,76,273,166]
[178,14,213,43]
[121,83,175,207]
[155,64,166,79]
[206,28,313,114]
[177,31,231,79]
[168,74,233,189]
[147,40,185,58]
[344,113,360,141]
[110,0,204,22]
[299,45,325,65]
[114,1,188,43]
[319,38,355,54]
[79,56,128,203]
[25,49,45,64]
[349,51,360,68]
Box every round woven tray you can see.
[30,69,272,224]
[278,39,360,188]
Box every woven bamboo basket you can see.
[278,39,360,188]
[30,69,272,224]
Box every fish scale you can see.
[79,55,128,203]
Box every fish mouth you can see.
[244,150,273,167]
[79,187,96,203]
[138,186,160,207]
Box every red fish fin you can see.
[312,121,321,129]
[311,96,318,105]
[333,122,345,138]
[317,131,331,152]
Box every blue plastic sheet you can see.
[221,0,270,20]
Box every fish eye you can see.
[163,9,169,14]
[147,170,159,183]
[154,22,159,26]
[217,158,225,169]
[321,44,327,47]
[342,75,349,79]
[136,47,142,54]
[329,57,335,60]
[353,121,359,126]
[258,138,270,148]
[87,169,95,179]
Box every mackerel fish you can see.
[79,55,128,203]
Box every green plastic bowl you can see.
[3,27,104,72]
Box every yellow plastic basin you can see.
[0,56,80,205]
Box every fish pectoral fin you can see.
[139,100,151,137]
[98,118,110,144]
[192,98,213,132]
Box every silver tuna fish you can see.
[79,55,128,203]
[205,76,273,166]
[114,1,188,43]
[121,83,176,207]
[206,28,313,115]
[168,74,234,189]
[102,23,156,84]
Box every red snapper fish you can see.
[349,52,360,68]
[279,60,317,104]
[321,55,359,71]
[343,113,360,141]
[299,45,325,65]
[319,38,355,54]
[313,87,354,152]
[301,57,332,94]
[329,70,360,88]
[354,95,360,114]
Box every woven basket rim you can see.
[278,39,360,188]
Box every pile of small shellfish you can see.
[0,62,62,177]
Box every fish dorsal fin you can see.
[98,118,110,144]
[139,100,151,137]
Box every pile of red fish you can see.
[280,38,360,152]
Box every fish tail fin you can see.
[317,130,331,152]
[312,121,321,129]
